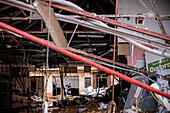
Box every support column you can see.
[44,73,53,106]
[110,0,118,112]
[93,72,98,89]
[107,75,111,87]
[60,70,64,100]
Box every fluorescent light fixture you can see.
[78,35,104,38]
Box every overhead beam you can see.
[150,0,167,35]
[0,6,11,11]
[150,0,169,44]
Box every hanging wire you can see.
[158,50,166,78]
[88,57,157,83]
[138,0,152,13]
[110,0,115,6]
[87,56,169,90]
[158,50,166,106]
[67,24,79,47]
[45,0,52,100]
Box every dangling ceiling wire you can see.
[45,0,52,99]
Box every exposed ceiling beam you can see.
[0,6,11,11]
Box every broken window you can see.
[97,76,107,88]
[85,77,91,88]
[135,17,144,25]
[84,66,91,72]
[64,67,77,73]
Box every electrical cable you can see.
[86,56,170,90]
[158,50,166,108]
[88,57,157,82]
[138,0,152,13]
[44,0,52,100]
[67,24,79,47]
[158,50,166,77]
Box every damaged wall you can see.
[29,66,98,96]
[117,0,170,67]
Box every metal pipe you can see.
[150,0,167,35]
[1,8,170,58]
[0,17,42,21]
[52,14,170,58]
[50,3,170,41]
[112,0,118,103]
[0,0,35,12]
[50,4,170,50]
[1,15,170,20]
[0,21,169,99]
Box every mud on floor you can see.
[51,105,107,113]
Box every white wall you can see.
[118,0,170,43]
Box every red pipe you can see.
[0,21,169,99]
[50,4,170,41]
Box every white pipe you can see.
[44,0,170,49]
[125,38,170,58]
[57,14,169,50]
[0,0,35,12]
[53,14,170,58]
[47,0,108,27]
[132,44,134,66]
[90,21,169,49]
[43,101,48,113]
[49,0,84,11]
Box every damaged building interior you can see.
[0,0,170,113]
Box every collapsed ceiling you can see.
[0,0,118,68]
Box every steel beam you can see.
[0,21,169,99]
[150,0,167,35]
